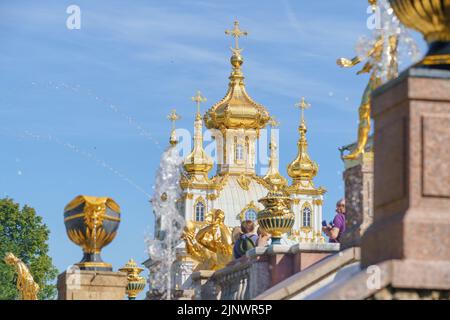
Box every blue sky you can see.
[0,0,426,298]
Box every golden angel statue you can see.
[4,252,39,300]
[337,0,418,160]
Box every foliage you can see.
[0,197,58,300]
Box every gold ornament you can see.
[181,220,219,270]
[389,0,450,43]
[257,190,295,244]
[287,98,319,189]
[119,259,146,300]
[4,253,39,300]
[337,35,391,160]
[183,90,213,175]
[64,195,121,271]
[389,0,450,68]
[204,20,270,131]
[194,209,233,268]
[167,109,181,146]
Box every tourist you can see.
[233,220,258,259]
[323,199,346,243]
[231,226,243,244]
[256,228,271,247]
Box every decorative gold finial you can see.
[295,97,311,127]
[203,21,270,132]
[191,91,207,119]
[183,93,213,175]
[4,253,39,300]
[167,109,181,146]
[287,97,322,192]
[225,20,248,52]
[119,259,146,300]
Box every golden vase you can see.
[64,195,121,271]
[257,191,295,245]
[389,0,450,69]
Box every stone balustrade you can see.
[190,243,340,300]
[212,258,252,300]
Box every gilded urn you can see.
[257,190,295,244]
[64,195,121,271]
[119,259,146,300]
[389,0,450,69]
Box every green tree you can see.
[0,197,58,300]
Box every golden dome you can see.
[287,123,318,182]
[287,98,319,186]
[204,21,270,131]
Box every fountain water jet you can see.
[146,143,184,300]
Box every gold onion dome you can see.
[204,20,270,130]
[184,91,213,174]
[287,98,319,184]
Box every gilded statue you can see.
[337,35,385,160]
[182,210,233,270]
[181,220,218,270]
[337,0,402,160]
[4,252,39,300]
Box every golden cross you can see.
[295,97,311,124]
[167,109,181,131]
[225,20,248,51]
[191,90,207,115]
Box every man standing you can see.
[323,199,346,243]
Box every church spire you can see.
[287,98,319,190]
[183,90,213,175]
[263,117,287,191]
[167,109,180,146]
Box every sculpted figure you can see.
[4,252,39,300]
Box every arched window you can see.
[195,201,205,222]
[235,143,244,161]
[244,209,257,221]
[302,206,312,228]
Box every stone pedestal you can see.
[57,269,127,300]
[361,68,450,270]
[311,68,450,300]
[341,151,374,248]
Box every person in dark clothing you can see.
[233,220,258,259]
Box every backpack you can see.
[237,234,256,256]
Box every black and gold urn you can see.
[257,190,295,245]
[64,195,121,271]
[389,0,450,69]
